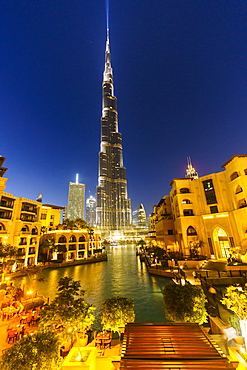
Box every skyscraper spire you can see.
[103,28,113,84]
[185,157,198,179]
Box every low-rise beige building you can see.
[151,155,247,260]
[39,229,102,262]
[0,156,102,267]
[0,157,42,266]
[40,204,64,232]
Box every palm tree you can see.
[39,238,56,261]
[0,244,18,281]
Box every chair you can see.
[7,330,18,344]
[95,338,102,348]
[20,316,27,325]
[1,311,7,321]
[26,316,32,326]
[32,313,39,325]
[103,338,112,349]
[104,332,112,348]
[19,326,25,339]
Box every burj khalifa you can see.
[96,29,132,233]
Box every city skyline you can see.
[1,1,247,215]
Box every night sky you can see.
[1,0,247,216]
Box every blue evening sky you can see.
[1,0,247,215]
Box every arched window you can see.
[187,226,197,236]
[58,235,67,243]
[235,185,243,194]
[238,199,247,208]
[69,235,76,242]
[31,227,38,235]
[21,225,29,232]
[0,223,5,231]
[79,236,86,242]
[180,188,190,194]
[182,199,192,204]
[183,209,194,216]
[230,172,239,181]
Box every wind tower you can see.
[185,157,198,179]
[96,26,132,237]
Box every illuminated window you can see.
[235,185,243,194]
[210,205,218,213]
[183,209,194,216]
[58,236,66,243]
[182,199,192,204]
[230,172,239,181]
[69,235,76,242]
[238,199,247,208]
[187,226,197,235]
[180,188,190,194]
[202,179,217,204]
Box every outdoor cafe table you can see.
[2,306,18,320]
[95,332,111,349]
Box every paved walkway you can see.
[87,339,121,370]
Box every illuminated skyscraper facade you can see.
[86,195,96,227]
[96,31,131,231]
[132,204,148,229]
[67,175,85,220]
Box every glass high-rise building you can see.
[96,30,131,231]
[86,195,96,227]
[67,175,85,220]
[132,204,148,229]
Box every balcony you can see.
[21,205,37,214]
[0,201,14,209]
[20,214,36,222]
[0,212,12,220]
[183,210,194,216]
[17,249,25,256]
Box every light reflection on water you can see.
[16,245,170,329]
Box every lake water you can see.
[16,244,171,329]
